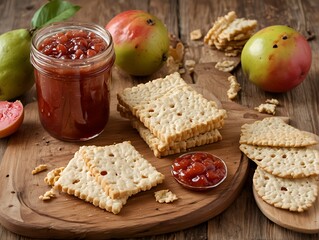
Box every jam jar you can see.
[30,22,115,141]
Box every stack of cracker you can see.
[204,11,257,56]
[239,117,319,212]
[52,141,165,214]
[117,72,227,158]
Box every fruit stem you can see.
[28,28,37,37]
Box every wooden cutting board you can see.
[253,135,319,234]
[0,65,270,239]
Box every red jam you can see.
[171,152,227,189]
[31,23,115,141]
[38,30,106,59]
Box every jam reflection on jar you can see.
[30,22,115,141]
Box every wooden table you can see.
[0,0,318,239]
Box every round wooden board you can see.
[253,135,319,234]
[0,87,269,239]
[253,186,319,234]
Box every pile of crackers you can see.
[239,117,319,212]
[204,11,258,56]
[45,141,165,214]
[117,72,227,158]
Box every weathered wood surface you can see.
[0,79,257,239]
[0,0,318,239]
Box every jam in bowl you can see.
[171,151,227,191]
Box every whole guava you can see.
[241,25,312,93]
[0,29,34,100]
[106,10,170,76]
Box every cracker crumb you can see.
[166,41,185,74]
[178,68,186,74]
[39,188,57,201]
[215,60,237,72]
[190,29,202,40]
[44,167,65,186]
[154,189,178,203]
[169,42,184,64]
[166,56,180,74]
[265,98,279,105]
[185,59,196,73]
[254,103,277,115]
[227,75,241,99]
[32,164,48,175]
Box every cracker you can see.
[240,144,319,178]
[184,59,196,73]
[217,18,257,42]
[54,151,128,215]
[117,72,187,115]
[166,56,180,74]
[240,117,318,147]
[227,75,241,100]
[39,188,58,201]
[169,42,184,64]
[265,98,279,105]
[253,166,318,212]
[190,29,202,40]
[80,141,165,200]
[254,103,277,115]
[117,103,133,119]
[204,11,257,56]
[135,85,226,143]
[225,50,241,57]
[232,31,255,41]
[215,60,237,72]
[204,11,237,45]
[44,167,65,186]
[131,119,222,158]
[32,164,48,175]
[154,189,178,203]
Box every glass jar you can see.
[30,22,115,141]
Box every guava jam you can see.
[31,22,115,141]
[38,30,106,59]
[171,152,227,190]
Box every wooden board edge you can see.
[253,186,319,234]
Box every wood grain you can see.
[0,65,268,238]
[253,134,319,234]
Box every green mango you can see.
[0,29,34,100]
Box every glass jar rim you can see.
[31,21,114,67]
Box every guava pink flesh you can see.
[0,101,22,129]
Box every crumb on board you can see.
[227,75,241,100]
[154,189,178,203]
[254,103,277,115]
[190,29,202,40]
[39,188,57,201]
[32,164,48,175]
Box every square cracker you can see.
[240,144,319,178]
[54,151,127,215]
[217,18,257,42]
[116,104,222,157]
[80,141,165,200]
[253,166,318,212]
[117,72,187,115]
[204,11,237,45]
[135,85,226,144]
[131,119,222,158]
[239,117,318,147]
